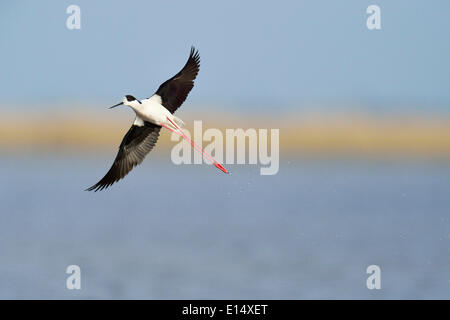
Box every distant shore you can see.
[1,107,450,159]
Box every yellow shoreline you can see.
[1,110,450,158]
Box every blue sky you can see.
[1,0,449,110]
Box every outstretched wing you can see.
[153,46,200,114]
[86,120,161,192]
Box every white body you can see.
[124,94,184,129]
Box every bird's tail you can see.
[173,116,185,127]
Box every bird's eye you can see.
[125,95,136,102]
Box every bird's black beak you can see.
[109,102,124,109]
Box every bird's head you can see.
[110,95,142,109]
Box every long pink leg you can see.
[162,118,228,174]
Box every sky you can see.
[0,0,449,110]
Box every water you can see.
[0,155,449,299]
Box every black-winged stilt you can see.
[87,47,228,192]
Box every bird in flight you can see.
[87,47,228,192]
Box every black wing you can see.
[86,121,161,192]
[154,46,200,114]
